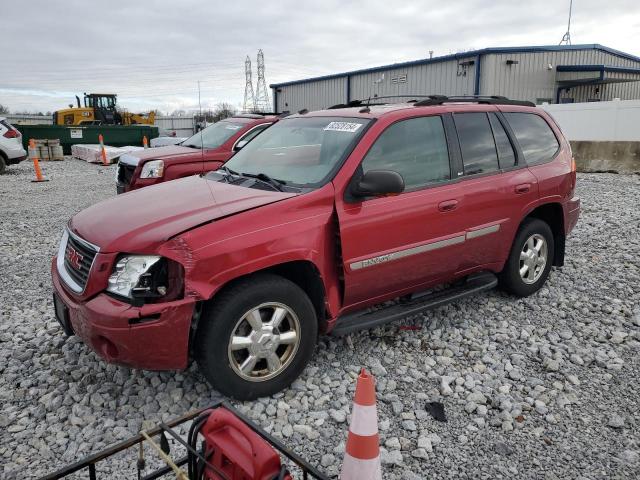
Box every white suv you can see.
[0,117,27,174]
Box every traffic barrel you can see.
[341,368,381,479]
[28,139,48,183]
[99,134,109,166]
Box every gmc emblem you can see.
[66,247,84,270]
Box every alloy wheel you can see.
[227,302,301,382]
[519,233,548,284]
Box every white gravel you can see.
[1,159,639,479]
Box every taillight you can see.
[3,129,20,138]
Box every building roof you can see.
[271,44,640,89]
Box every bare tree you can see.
[0,104,9,115]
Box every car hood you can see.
[70,175,296,253]
[118,145,205,166]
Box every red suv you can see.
[116,114,279,193]
[52,95,580,400]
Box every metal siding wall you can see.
[273,47,640,111]
[480,52,560,101]
[349,58,476,101]
[482,49,640,103]
[276,77,347,112]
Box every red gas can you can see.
[200,408,292,480]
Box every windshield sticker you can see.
[225,125,242,130]
[323,122,362,133]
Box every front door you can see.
[335,115,466,309]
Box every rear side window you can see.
[454,113,500,175]
[239,123,270,144]
[504,113,559,166]
[488,113,516,168]
[361,116,450,190]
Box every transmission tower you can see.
[559,0,573,45]
[254,49,271,112]
[243,55,256,112]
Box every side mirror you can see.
[351,170,404,197]
[234,139,249,151]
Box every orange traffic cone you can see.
[28,139,48,183]
[98,134,109,166]
[341,368,382,479]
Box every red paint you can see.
[52,102,580,372]
[121,116,279,192]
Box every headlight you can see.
[107,255,184,304]
[107,255,161,299]
[140,160,164,178]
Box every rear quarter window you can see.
[504,113,560,166]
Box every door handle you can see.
[515,183,531,194]
[438,199,459,212]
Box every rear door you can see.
[335,114,466,308]
[450,111,538,272]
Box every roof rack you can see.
[413,95,536,107]
[328,95,440,109]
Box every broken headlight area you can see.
[107,255,184,306]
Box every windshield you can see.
[222,116,370,187]
[182,121,245,149]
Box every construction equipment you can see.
[53,93,156,126]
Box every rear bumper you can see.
[3,145,27,162]
[565,195,580,235]
[8,154,27,164]
[51,258,195,370]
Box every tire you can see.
[195,273,318,400]
[499,218,554,297]
[0,154,6,175]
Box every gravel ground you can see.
[1,159,639,479]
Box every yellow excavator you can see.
[53,93,156,126]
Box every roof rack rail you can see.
[413,95,535,107]
[235,113,265,119]
[328,95,447,109]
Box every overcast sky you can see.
[2,0,639,114]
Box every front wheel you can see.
[195,274,318,400]
[499,218,554,297]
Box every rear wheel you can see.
[195,274,318,400]
[0,154,6,175]
[499,218,554,297]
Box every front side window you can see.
[504,113,560,166]
[222,116,370,187]
[454,112,500,176]
[182,121,246,149]
[361,116,450,190]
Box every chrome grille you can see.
[117,162,136,186]
[61,231,98,292]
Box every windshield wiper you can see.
[217,165,239,182]
[241,172,286,192]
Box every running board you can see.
[331,272,498,336]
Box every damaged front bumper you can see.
[52,258,196,370]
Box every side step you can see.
[331,272,498,336]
